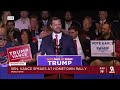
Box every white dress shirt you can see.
[52,32,62,45]
[42,19,48,26]
[65,21,72,31]
[15,18,30,31]
[38,38,42,51]
[100,19,106,24]
[74,36,85,60]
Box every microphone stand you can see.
[112,32,116,79]
[58,39,62,79]
[53,39,62,79]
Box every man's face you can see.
[50,19,62,33]
[99,11,107,21]
[102,24,110,36]
[7,22,15,30]
[65,11,72,22]
[30,18,38,28]
[41,11,49,20]
[20,11,28,18]
[83,19,91,30]
[68,29,78,39]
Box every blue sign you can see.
[37,55,82,66]
[0,64,8,67]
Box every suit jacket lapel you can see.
[59,33,66,54]
[48,34,56,55]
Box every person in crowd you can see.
[6,20,20,46]
[80,16,95,39]
[68,25,88,65]
[79,16,94,65]
[19,29,37,65]
[39,11,50,31]
[29,15,41,50]
[0,11,11,27]
[15,11,30,31]
[94,11,110,38]
[0,27,12,64]
[62,11,81,31]
[90,22,120,66]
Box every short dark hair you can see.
[83,16,92,24]
[65,11,72,16]
[99,11,108,14]
[68,25,79,32]
[49,17,61,25]
[104,22,112,29]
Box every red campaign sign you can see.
[7,44,32,62]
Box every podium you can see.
[37,55,82,79]
[37,55,82,66]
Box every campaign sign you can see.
[37,55,82,66]
[91,40,114,57]
[115,40,120,54]
[7,44,32,62]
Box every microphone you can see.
[58,39,62,54]
[53,39,57,53]
[53,39,62,55]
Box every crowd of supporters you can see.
[0,11,120,66]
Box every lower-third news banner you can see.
[8,66,120,74]
[6,55,120,74]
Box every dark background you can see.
[0,11,120,22]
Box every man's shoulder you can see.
[15,18,21,23]
[62,33,73,40]
[42,33,52,40]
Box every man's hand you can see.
[26,59,36,64]
[111,52,117,57]
[37,52,42,56]
[9,31,14,41]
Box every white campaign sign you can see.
[91,40,115,57]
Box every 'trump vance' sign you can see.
[37,55,82,66]
[91,40,114,57]
[7,44,32,62]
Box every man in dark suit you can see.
[39,17,77,79]
[39,11,50,31]
[94,11,110,38]
[62,11,81,31]
[68,25,90,65]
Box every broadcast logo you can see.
[109,66,115,73]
